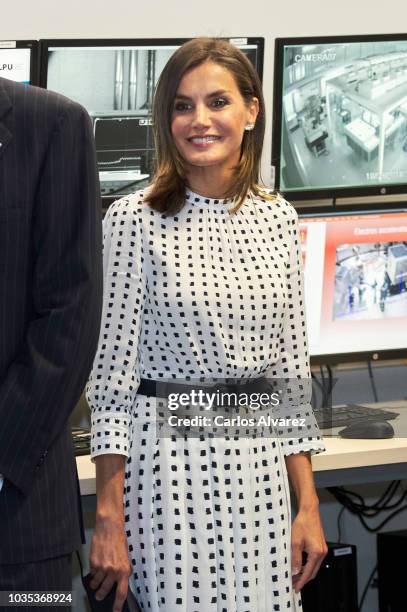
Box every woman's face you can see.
[171,61,258,174]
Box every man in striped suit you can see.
[0,77,102,601]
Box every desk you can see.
[358,72,407,100]
[77,401,407,495]
[344,116,405,161]
[344,118,379,161]
[314,400,407,487]
[303,124,328,157]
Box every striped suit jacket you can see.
[0,77,102,564]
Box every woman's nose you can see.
[192,104,211,128]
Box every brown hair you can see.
[147,37,274,215]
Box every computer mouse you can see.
[338,420,394,439]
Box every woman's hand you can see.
[89,514,132,612]
[290,502,327,593]
[284,451,327,593]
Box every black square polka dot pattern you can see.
[86,187,325,611]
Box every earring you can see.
[245,123,255,131]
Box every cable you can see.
[358,563,377,611]
[327,484,407,532]
[319,365,326,392]
[320,365,331,407]
[336,505,345,543]
[310,366,338,436]
[331,486,365,507]
[361,504,407,532]
[312,365,333,408]
[365,481,401,516]
[330,481,404,515]
[335,481,401,517]
[326,364,334,398]
[311,372,326,408]
[367,361,379,402]
[328,483,407,608]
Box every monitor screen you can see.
[40,38,264,200]
[273,35,407,201]
[0,40,38,85]
[299,208,407,362]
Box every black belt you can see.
[137,376,272,398]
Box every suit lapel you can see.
[0,80,13,159]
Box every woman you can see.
[86,37,327,612]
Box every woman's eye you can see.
[174,102,191,112]
[212,98,228,108]
[173,98,229,112]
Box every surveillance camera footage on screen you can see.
[277,39,407,193]
[299,208,407,359]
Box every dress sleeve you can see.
[269,203,325,457]
[86,196,147,461]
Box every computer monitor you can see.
[92,112,154,196]
[0,40,39,85]
[299,207,407,363]
[272,34,407,202]
[39,37,264,202]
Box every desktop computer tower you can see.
[301,542,358,612]
[377,530,407,612]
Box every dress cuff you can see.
[90,411,131,461]
[280,437,326,457]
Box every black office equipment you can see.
[39,37,264,205]
[0,40,39,85]
[71,427,91,456]
[377,530,407,611]
[82,573,132,612]
[313,403,399,430]
[338,419,395,439]
[272,33,407,206]
[76,551,137,612]
[298,208,407,364]
[301,542,358,612]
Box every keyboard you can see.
[313,403,399,430]
[71,427,91,456]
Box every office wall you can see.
[2,0,407,182]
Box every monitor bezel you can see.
[298,205,407,365]
[272,33,407,203]
[0,40,39,86]
[39,36,264,88]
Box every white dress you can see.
[86,187,325,612]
